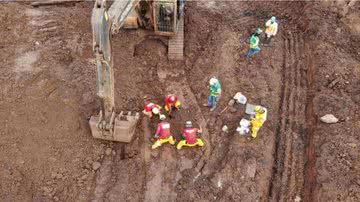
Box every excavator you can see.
[89,0,185,142]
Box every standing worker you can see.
[177,121,205,149]
[164,94,181,114]
[250,106,267,138]
[246,28,262,59]
[204,77,221,111]
[143,101,162,118]
[264,16,278,44]
[152,114,176,149]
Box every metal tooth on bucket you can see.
[113,111,140,143]
[89,111,140,143]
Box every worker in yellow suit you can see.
[264,16,278,44]
[251,106,267,138]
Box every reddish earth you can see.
[0,1,359,201]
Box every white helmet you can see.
[152,107,160,115]
[185,121,193,128]
[159,114,166,120]
[271,16,276,22]
[209,77,218,86]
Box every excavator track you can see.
[168,15,184,60]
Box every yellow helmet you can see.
[255,106,265,114]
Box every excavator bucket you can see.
[89,111,140,143]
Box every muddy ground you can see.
[0,1,359,201]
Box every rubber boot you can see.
[196,138,205,146]
[176,140,186,150]
[168,136,175,145]
[175,101,181,109]
[152,140,162,149]
[251,127,259,138]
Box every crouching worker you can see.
[177,121,205,149]
[164,94,181,114]
[143,101,162,118]
[250,106,267,138]
[152,114,176,149]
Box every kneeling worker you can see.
[177,121,205,149]
[143,101,162,118]
[152,114,176,149]
[250,106,267,138]
[164,94,181,114]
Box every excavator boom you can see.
[89,0,139,142]
[109,0,140,34]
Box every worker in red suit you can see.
[142,101,162,118]
[164,94,181,114]
[177,121,205,149]
[152,114,176,149]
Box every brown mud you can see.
[0,1,359,201]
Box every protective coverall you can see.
[251,107,267,138]
[208,81,221,111]
[265,19,278,38]
[143,102,161,118]
[177,127,204,149]
[250,118,264,138]
[246,34,261,59]
[152,121,175,149]
[164,95,181,113]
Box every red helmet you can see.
[168,95,176,103]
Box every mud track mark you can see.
[303,42,317,202]
[269,33,307,201]
[93,155,115,201]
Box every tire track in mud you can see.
[27,8,63,49]
[269,33,307,202]
[303,42,317,202]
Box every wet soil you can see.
[0,1,359,202]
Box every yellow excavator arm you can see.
[90,0,140,142]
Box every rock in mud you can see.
[247,162,257,179]
[230,107,237,113]
[222,125,229,133]
[81,174,88,180]
[92,162,101,171]
[105,148,112,155]
[228,99,235,106]
[320,114,339,124]
[348,143,357,148]
[55,173,63,179]
[51,172,57,179]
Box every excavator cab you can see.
[153,0,182,36]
